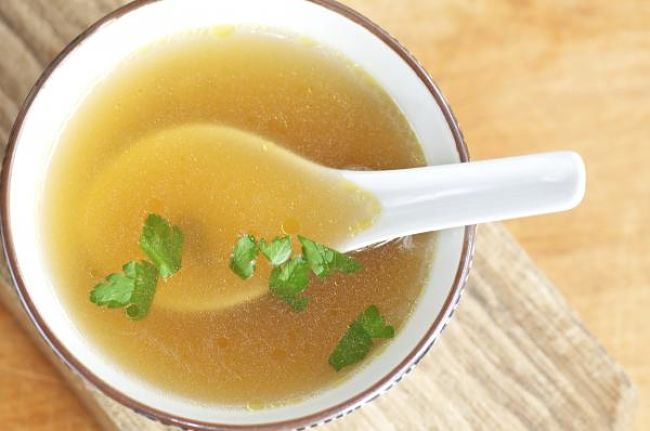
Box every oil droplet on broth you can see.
[281,218,300,235]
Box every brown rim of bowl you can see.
[0,0,476,429]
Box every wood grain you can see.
[0,0,646,429]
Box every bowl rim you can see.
[0,0,476,429]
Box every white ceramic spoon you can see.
[335,150,585,252]
[132,125,585,312]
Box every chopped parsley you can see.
[90,266,139,309]
[139,213,184,279]
[228,234,362,311]
[90,260,159,320]
[298,235,361,277]
[258,236,292,266]
[269,256,310,311]
[229,234,259,279]
[123,261,159,320]
[329,305,394,371]
[90,213,182,320]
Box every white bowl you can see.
[0,0,475,429]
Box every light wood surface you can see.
[0,0,647,429]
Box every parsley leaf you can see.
[269,256,310,311]
[139,213,184,279]
[258,236,292,266]
[230,234,259,279]
[329,305,394,371]
[90,271,134,308]
[229,233,363,312]
[90,260,159,320]
[298,236,361,278]
[124,261,159,320]
[357,305,395,338]
[328,322,372,372]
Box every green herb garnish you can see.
[228,234,362,311]
[90,267,137,309]
[139,213,184,279]
[268,256,310,311]
[258,236,292,266]
[329,305,394,371]
[90,260,159,320]
[90,213,182,320]
[229,234,259,280]
[298,235,361,277]
[123,261,159,320]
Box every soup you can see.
[43,29,435,405]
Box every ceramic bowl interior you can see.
[2,0,472,428]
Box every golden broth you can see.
[43,30,435,405]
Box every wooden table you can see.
[0,0,648,429]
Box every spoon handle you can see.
[339,151,585,252]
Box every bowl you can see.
[0,0,475,429]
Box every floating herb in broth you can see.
[90,214,183,320]
[229,234,362,311]
[229,234,392,369]
[43,28,435,405]
[330,306,395,371]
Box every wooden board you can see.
[0,0,644,430]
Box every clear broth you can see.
[43,29,435,405]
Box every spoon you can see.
[96,124,585,312]
[335,150,585,252]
